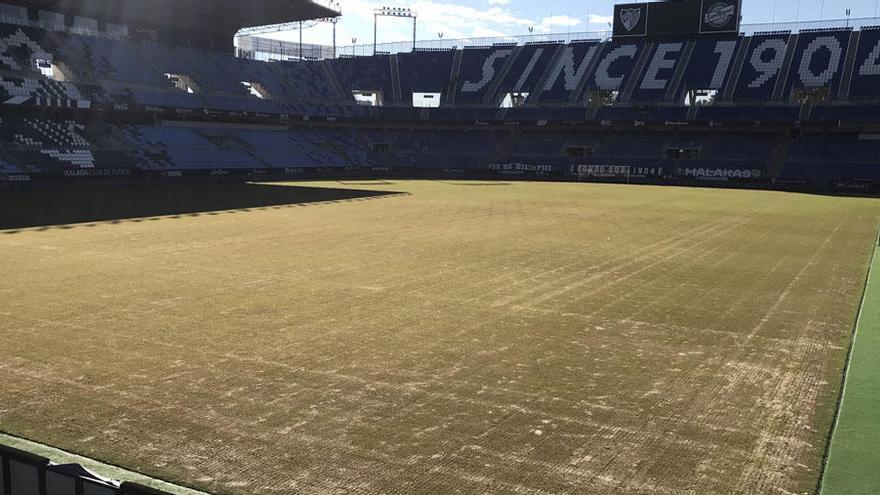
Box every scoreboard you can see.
[613,0,741,38]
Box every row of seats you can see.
[787,135,880,163]
[2,119,878,185]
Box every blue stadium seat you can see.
[428,106,499,122]
[332,55,394,103]
[0,25,53,75]
[595,106,688,122]
[811,104,880,124]
[505,106,587,122]
[456,45,516,105]
[676,36,743,104]
[848,27,880,99]
[0,118,96,173]
[583,40,645,93]
[630,41,688,103]
[694,104,800,122]
[540,41,603,103]
[732,32,792,101]
[493,42,560,104]
[397,49,455,100]
[782,29,852,100]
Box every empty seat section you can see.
[134,126,259,169]
[331,55,394,103]
[540,41,602,104]
[695,105,800,121]
[397,50,455,100]
[495,43,560,104]
[0,25,52,74]
[456,45,516,105]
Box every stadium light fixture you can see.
[373,7,418,55]
[321,16,340,58]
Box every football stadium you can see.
[1,0,880,494]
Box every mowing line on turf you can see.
[819,224,880,495]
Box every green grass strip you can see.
[821,236,880,495]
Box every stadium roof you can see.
[4,0,340,36]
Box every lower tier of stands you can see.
[1,118,878,193]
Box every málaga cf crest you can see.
[620,8,642,32]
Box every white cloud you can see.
[471,26,517,39]
[262,0,610,49]
[533,14,581,33]
[541,15,581,27]
[588,14,613,27]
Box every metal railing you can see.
[343,16,880,56]
[248,15,880,61]
[236,35,335,61]
[338,30,611,58]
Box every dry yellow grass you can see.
[1,181,878,494]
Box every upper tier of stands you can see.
[4,20,880,123]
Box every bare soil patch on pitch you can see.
[0,181,877,494]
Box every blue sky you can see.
[270,0,880,47]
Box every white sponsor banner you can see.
[62,168,131,178]
[679,167,763,180]
[571,164,664,178]
[490,163,556,174]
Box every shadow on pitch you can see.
[0,182,400,231]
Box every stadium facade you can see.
[0,1,879,194]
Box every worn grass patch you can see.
[0,181,878,494]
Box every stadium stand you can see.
[331,55,395,104]
[811,104,880,124]
[583,40,645,94]
[455,44,516,105]
[595,105,689,121]
[846,29,880,104]
[782,28,852,99]
[694,104,801,121]
[538,40,602,104]
[675,36,743,104]
[630,42,687,103]
[732,31,794,101]
[2,5,880,194]
[492,42,560,105]
[397,49,456,100]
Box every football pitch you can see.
[1,180,878,494]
